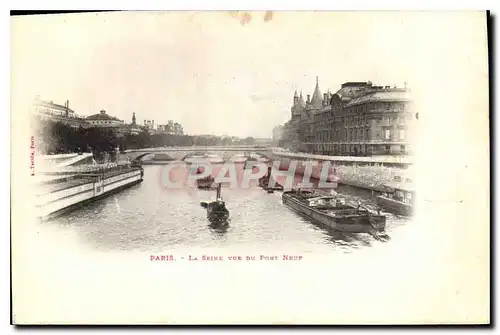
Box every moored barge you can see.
[282,189,387,237]
[36,166,144,219]
[376,179,414,216]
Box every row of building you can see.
[32,96,184,137]
[274,78,415,156]
[143,119,184,135]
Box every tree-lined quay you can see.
[32,116,260,155]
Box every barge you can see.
[376,179,414,216]
[282,189,388,238]
[35,166,144,219]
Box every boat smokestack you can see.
[216,183,221,199]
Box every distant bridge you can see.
[123,146,273,161]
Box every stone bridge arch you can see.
[127,152,176,161]
[123,147,274,162]
[181,152,221,161]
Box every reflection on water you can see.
[47,165,411,253]
[208,220,230,236]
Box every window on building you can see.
[385,145,391,154]
[401,145,406,153]
[399,129,405,140]
[385,129,391,140]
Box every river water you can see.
[48,164,410,253]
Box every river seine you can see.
[49,165,410,253]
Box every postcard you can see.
[10,11,490,325]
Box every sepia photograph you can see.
[10,10,490,325]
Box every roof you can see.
[345,90,411,107]
[310,77,323,109]
[341,82,369,88]
[384,180,415,192]
[313,105,332,114]
[86,111,122,121]
[334,85,367,99]
[299,92,306,108]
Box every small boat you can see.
[376,178,414,216]
[197,175,215,189]
[200,183,229,224]
[282,189,388,238]
[194,166,215,189]
[258,166,284,193]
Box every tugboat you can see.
[194,166,215,190]
[282,188,388,239]
[200,183,230,223]
[258,166,284,193]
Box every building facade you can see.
[157,120,184,135]
[280,79,415,156]
[86,110,125,128]
[32,97,88,128]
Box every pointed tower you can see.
[311,76,323,109]
[293,90,299,106]
[299,91,306,108]
[132,112,136,126]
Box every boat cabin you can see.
[383,180,415,205]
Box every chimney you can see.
[65,100,69,117]
[307,94,311,103]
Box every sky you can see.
[11,11,486,137]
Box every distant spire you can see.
[311,76,323,109]
[293,90,299,106]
